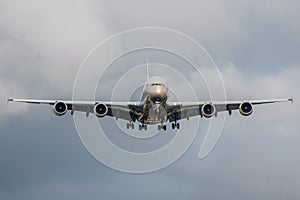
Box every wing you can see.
[7,98,144,122]
[166,98,293,122]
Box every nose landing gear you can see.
[139,124,147,131]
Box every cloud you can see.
[220,63,298,126]
[0,0,109,119]
[0,79,28,116]
[1,0,300,199]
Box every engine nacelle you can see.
[239,102,253,116]
[201,103,216,118]
[53,101,67,116]
[94,103,108,118]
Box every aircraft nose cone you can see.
[149,86,167,102]
[152,86,166,95]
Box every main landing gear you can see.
[126,122,147,130]
[158,123,180,131]
[171,122,180,129]
[126,122,135,129]
[126,122,180,131]
[158,124,167,131]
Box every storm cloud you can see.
[1,0,300,199]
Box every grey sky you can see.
[1,0,300,199]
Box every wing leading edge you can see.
[7,97,293,122]
[7,98,143,122]
[166,98,293,122]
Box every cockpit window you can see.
[151,83,162,86]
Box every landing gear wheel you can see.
[158,125,161,130]
[172,123,175,129]
[163,125,167,131]
[171,122,180,129]
[139,124,147,131]
[127,122,135,129]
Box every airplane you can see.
[7,76,293,131]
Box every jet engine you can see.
[201,103,216,118]
[94,103,108,117]
[239,102,253,116]
[53,101,67,116]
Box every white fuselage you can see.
[139,76,169,124]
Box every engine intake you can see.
[239,102,253,116]
[94,103,108,117]
[201,103,216,118]
[53,101,67,116]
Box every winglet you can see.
[7,98,13,104]
[289,97,294,104]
